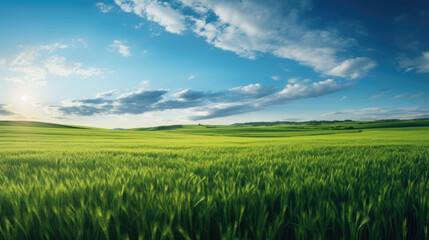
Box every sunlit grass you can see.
[0,121,428,239]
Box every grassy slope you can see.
[0,120,428,239]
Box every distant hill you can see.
[232,118,429,128]
[0,121,86,129]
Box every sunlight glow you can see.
[21,94,28,102]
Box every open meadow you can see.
[0,120,428,239]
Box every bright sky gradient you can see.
[0,0,428,128]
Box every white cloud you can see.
[326,57,377,79]
[114,0,375,78]
[76,67,104,78]
[188,75,195,79]
[275,79,346,100]
[0,58,7,65]
[399,51,429,73]
[5,41,104,85]
[96,89,118,98]
[145,3,186,34]
[115,0,186,34]
[6,66,47,84]
[39,43,72,51]
[110,40,131,57]
[229,83,273,96]
[10,47,38,66]
[43,56,81,77]
[271,75,280,80]
[96,2,114,13]
[43,56,103,78]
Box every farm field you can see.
[0,120,428,239]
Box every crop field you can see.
[0,120,428,239]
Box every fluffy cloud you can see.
[96,2,115,13]
[323,107,429,120]
[399,51,429,73]
[114,0,376,78]
[53,79,349,119]
[110,40,131,57]
[4,42,104,85]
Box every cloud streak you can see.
[323,107,429,120]
[52,79,349,120]
[399,51,429,73]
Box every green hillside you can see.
[0,119,428,239]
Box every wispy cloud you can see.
[6,65,47,86]
[188,75,195,80]
[4,42,104,85]
[323,106,429,120]
[96,2,114,13]
[271,75,280,81]
[398,51,429,73]
[392,93,408,99]
[134,23,144,29]
[325,57,377,79]
[192,79,349,120]
[409,93,424,99]
[115,0,186,34]
[52,79,350,120]
[371,88,392,99]
[43,56,103,78]
[114,0,376,79]
[110,40,131,57]
[40,43,73,52]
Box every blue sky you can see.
[0,0,428,128]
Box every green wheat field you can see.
[0,119,428,240]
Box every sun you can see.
[21,94,28,102]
